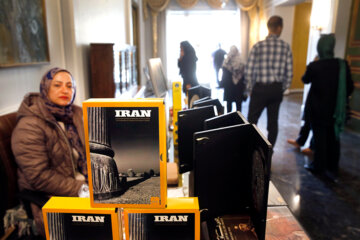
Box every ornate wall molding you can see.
[206,0,228,9]
[147,0,171,11]
[347,55,360,75]
[235,0,258,11]
[143,0,149,19]
[146,0,170,57]
[176,0,199,9]
[349,0,360,47]
[152,11,159,57]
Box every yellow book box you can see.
[42,197,121,240]
[123,197,200,240]
[82,99,167,209]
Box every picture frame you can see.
[0,0,50,67]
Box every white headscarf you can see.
[222,46,244,85]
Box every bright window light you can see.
[166,10,241,88]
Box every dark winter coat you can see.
[221,67,246,102]
[302,59,353,126]
[11,93,85,197]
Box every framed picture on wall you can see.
[0,0,50,67]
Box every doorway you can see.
[166,10,241,88]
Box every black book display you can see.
[193,124,272,240]
[192,98,224,115]
[177,106,216,174]
[187,85,211,108]
[192,96,211,105]
[204,111,248,130]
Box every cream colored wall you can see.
[291,2,311,90]
[0,0,131,114]
[302,0,352,107]
[265,5,295,47]
[333,0,352,58]
[66,0,128,105]
[138,2,155,86]
[0,0,66,115]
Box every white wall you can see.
[66,0,128,105]
[138,2,154,86]
[333,0,352,58]
[0,0,130,114]
[302,0,352,107]
[0,0,66,115]
[265,5,295,46]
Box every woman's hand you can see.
[78,183,89,198]
[179,48,184,60]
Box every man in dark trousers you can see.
[245,16,293,146]
[212,44,226,85]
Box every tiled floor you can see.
[236,93,360,240]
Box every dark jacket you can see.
[213,48,226,69]
[221,67,246,102]
[302,59,354,125]
[11,93,85,197]
[178,57,199,93]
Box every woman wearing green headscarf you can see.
[302,34,354,181]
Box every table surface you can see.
[168,180,310,240]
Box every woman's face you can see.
[48,71,74,106]
[180,46,184,57]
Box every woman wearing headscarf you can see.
[302,34,354,181]
[221,45,246,112]
[11,67,88,236]
[178,41,199,93]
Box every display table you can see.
[266,182,310,240]
[168,181,310,240]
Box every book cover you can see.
[83,99,167,209]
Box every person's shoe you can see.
[324,171,339,183]
[304,163,320,174]
[301,148,313,155]
[287,139,300,148]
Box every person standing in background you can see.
[302,34,354,181]
[221,45,247,112]
[212,44,227,85]
[287,56,320,155]
[245,15,293,146]
[178,41,199,93]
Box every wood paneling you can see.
[90,44,115,98]
[346,0,360,132]
[291,2,312,90]
[90,43,137,98]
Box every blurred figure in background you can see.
[302,34,354,181]
[245,15,293,146]
[220,45,247,112]
[178,41,199,93]
[212,43,227,85]
[287,56,320,155]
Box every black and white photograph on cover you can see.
[47,212,113,240]
[128,212,196,240]
[87,106,161,205]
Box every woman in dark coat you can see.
[302,34,354,180]
[221,45,246,112]
[178,41,199,93]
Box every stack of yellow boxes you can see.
[172,82,183,186]
[42,97,200,240]
[172,82,182,147]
